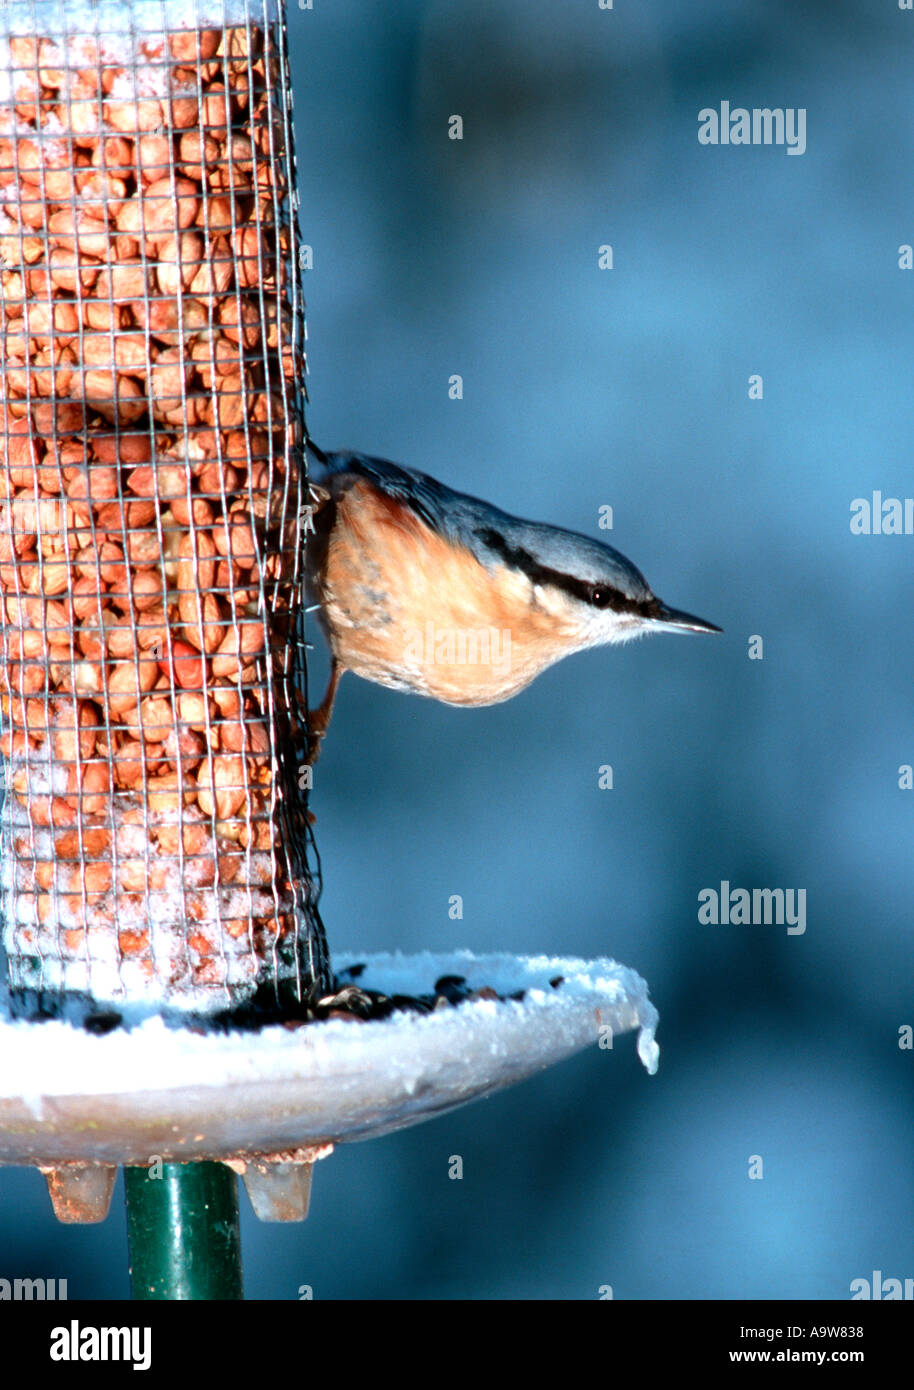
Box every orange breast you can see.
[316,479,574,705]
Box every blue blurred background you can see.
[3,0,913,1299]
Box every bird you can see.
[304,441,720,754]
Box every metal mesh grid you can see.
[0,0,328,1016]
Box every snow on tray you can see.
[0,951,659,1097]
[0,951,659,1156]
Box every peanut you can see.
[196,753,247,820]
[210,619,266,677]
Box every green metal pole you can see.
[125,1161,243,1300]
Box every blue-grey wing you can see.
[305,443,511,544]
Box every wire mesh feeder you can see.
[0,0,327,1023]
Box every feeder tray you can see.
[0,951,659,1221]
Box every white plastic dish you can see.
[0,951,659,1164]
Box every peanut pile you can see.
[0,23,309,1007]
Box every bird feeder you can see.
[0,0,660,1299]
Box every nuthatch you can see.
[305,442,720,751]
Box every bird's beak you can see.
[646,600,722,635]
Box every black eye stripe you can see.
[474,527,658,619]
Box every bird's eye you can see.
[590,587,612,609]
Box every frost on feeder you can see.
[0,0,326,1019]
